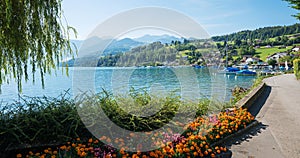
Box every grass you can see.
[255,46,293,61]
[0,93,89,151]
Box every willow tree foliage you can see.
[284,0,300,20]
[0,0,76,92]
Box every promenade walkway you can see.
[228,74,300,158]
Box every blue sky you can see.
[62,0,299,39]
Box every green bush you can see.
[294,59,300,80]
[0,93,91,152]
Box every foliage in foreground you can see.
[16,108,254,158]
[0,90,230,154]
[0,0,76,92]
[284,0,300,20]
[0,94,89,151]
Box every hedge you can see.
[294,59,300,80]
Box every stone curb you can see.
[235,83,266,109]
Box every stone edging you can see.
[235,83,266,109]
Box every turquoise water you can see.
[0,67,256,104]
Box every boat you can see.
[236,69,257,76]
[218,67,240,75]
[192,64,204,69]
[218,37,239,75]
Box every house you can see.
[240,55,253,62]
[245,57,261,64]
[292,46,300,52]
[278,45,287,49]
[181,55,188,59]
[265,45,272,48]
[266,52,287,62]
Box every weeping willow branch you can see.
[284,0,300,20]
[0,0,77,92]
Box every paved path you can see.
[229,74,300,158]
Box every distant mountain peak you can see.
[134,34,183,44]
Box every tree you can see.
[268,59,277,68]
[284,0,300,20]
[234,39,242,46]
[279,55,292,63]
[0,0,76,92]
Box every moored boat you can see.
[218,67,240,75]
[236,69,257,76]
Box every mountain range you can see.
[71,34,183,56]
[63,34,183,66]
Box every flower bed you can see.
[17,108,254,158]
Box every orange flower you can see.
[88,138,93,143]
[190,146,194,151]
[16,154,22,158]
[80,152,87,157]
[193,152,198,157]
[29,151,33,156]
[177,148,183,154]
[204,151,208,155]
[142,155,147,158]
[199,143,203,148]
[60,145,67,150]
[53,150,58,155]
[165,145,171,151]
[207,149,212,153]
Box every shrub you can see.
[294,59,300,80]
[0,93,91,152]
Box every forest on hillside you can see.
[97,41,219,67]
[212,23,300,42]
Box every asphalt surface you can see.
[229,74,300,158]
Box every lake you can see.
[0,66,256,104]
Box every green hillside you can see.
[255,46,293,61]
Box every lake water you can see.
[0,67,256,104]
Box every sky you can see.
[62,0,299,40]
